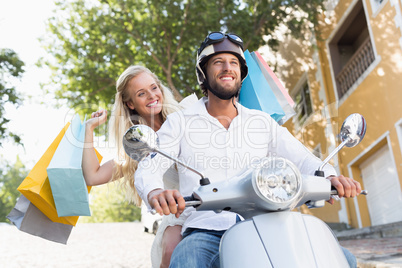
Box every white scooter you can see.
[123,113,367,268]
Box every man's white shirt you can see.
[135,97,336,234]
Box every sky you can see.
[0,0,110,169]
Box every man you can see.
[135,32,360,267]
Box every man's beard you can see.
[206,78,241,100]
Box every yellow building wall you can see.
[273,34,346,224]
[272,0,402,228]
[318,0,402,228]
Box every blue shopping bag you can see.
[239,50,286,123]
[251,51,296,125]
[47,114,91,217]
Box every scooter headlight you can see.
[252,157,302,209]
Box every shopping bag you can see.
[251,51,296,125]
[47,114,100,217]
[17,123,79,225]
[239,50,286,123]
[7,195,73,244]
[17,119,103,225]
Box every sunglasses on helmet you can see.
[198,32,244,54]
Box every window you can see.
[328,0,375,100]
[293,81,313,125]
[370,0,384,14]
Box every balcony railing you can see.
[335,37,375,99]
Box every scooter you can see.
[123,113,367,268]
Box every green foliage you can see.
[0,157,27,222]
[79,182,141,223]
[0,49,25,147]
[40,0,325,117]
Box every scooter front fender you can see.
[220,211,349,268]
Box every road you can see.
[1,221,401,267]
[0,222,154,268]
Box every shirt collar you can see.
[182,97,209,116]
[182,96,250,117]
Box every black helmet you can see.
[196,32,248,98]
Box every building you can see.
[260,0,402,229]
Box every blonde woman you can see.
[82,65,192,268]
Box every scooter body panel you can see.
[220,219,273,267]
[220,211,349,268]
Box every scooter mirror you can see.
[317,113,367,173]
[123,125,159,162]
[123,125,207,181]
[339,113,367,148]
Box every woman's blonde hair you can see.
[109,65,180,206]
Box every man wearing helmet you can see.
[135,32,360,268]
[196,32,248,100]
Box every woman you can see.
[82,65,189,268]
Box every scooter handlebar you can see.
[330,188,368,196]
[150,195,201,215]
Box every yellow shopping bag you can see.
[17,123,102,226]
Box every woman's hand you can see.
[86,109,108,131]
[82,108,114,186]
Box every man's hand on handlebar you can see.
[327,175,362,205]
[148,189,185,218]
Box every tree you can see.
[0,49,24,146]
[0,157,27,222]
[41,0,325,116]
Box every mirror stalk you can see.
[122,125,210,186]
[156,150,208,182]
[317,137,351,172]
